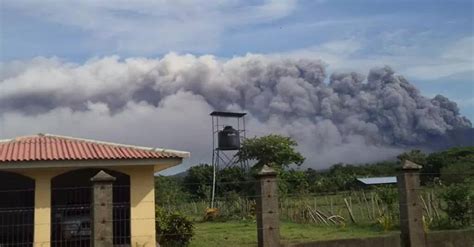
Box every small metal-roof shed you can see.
[356,176,397,186]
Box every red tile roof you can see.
[0,134,189,162]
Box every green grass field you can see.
[161,186,470,246]
[189,220,397,247]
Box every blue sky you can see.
[1,0,473,120]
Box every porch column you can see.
[34,171,55,247]
[117,166,156,246]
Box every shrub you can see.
[377,214,395,231]
[376,186,398,209]
[439,184,473,228]
[156,208,194,247]
[373,186,399,231]
[429,217,459,230]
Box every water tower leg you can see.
[210,150,219,208]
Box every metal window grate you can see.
[50,185,131,247]
[0,189,35,247]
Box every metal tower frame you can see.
[210,111,248,208]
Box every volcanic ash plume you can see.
[0,53,471,167]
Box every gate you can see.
[0,172,35,247]
[51,186,91,247]
[51,169,131,247]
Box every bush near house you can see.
[156,207,194,247]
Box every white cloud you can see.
[4,0,297,54]
[282,36,474,81]
[441,36,474,61]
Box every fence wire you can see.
[0,172,472,246]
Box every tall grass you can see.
[157,187,461,231]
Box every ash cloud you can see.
[0,53,471,169]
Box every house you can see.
[355,176,397,188]
[0,133,189,247]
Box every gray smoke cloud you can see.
[0,53,471,170]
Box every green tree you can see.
[236,134,305,169]
[183,164,213,200]
[279,169,309,195]
[440,161,474,185]
[397,149,427,165]
[155,175,189,205]
[327,164,359,191]
[424,147,474,184]
[183,164,253,199]
[217,166,251,196]
[305,168,326,193]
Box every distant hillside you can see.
[161,128,474,177]
[170,170,188,178]
[427,128,474,150]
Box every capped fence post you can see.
[397,160,426,247]
[256,164,280,247]
[91,170,116,247]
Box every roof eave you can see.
[0,157,183,170]
[0,133,191,159]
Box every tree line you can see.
[156,135,474,204]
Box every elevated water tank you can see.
[218,126,240,150]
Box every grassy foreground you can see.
[190,220,396,247]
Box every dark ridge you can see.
[426,128,474,150]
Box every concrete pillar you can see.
[117,166,156,246]
[20,169,65,247]
[397,160,426,247]
[33,172,53,247]
[256,165,280,247]
[91,170,116,247]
